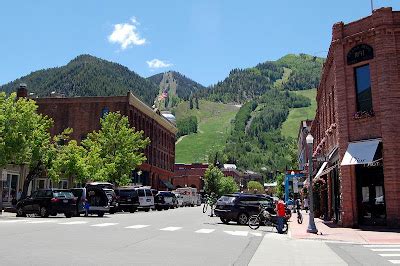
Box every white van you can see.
[135,187,154,212]
[175,187,198,207]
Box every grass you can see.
[174,100,240,163]
[281,89,317,138]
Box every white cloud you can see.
[108,18,146,50]
[146,59,173,69]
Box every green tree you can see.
[82,112,150,186]
[247,181,264,194]
[189,97,194,109]
[219,176,239,195]
[275,173,285,199]
[48,136,89,186]
[195,97,199,109]
[204,165,224,196]
[0,93,54,200]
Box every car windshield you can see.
[218,196,237,203]
[137,189,145,197]
[53,191,74,199]
[118,190,137,197]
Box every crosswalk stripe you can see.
[250,232,262,237]
[125,225,150,229]
[365,245,400,248]
[59,221,88,225]
[0,219,29,223]
[224,231,248,236]
[91,223,118,227]
[388,260,400,264]
[26,220,56,224]
[160,227,182,231]
[380,254,400,257]
[195,229,215,234]
[371,249,400,252]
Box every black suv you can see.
[154,191,176,211]
[214,194,274,225]
[115,187,140,213]
[16,189,76,218]
[85,182,118,214]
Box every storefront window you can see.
[354,64,373,112]
[2,173,19,203]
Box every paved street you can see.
[1,207,399,265]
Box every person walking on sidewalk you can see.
[303,197,309,213]
[275,198,286,234]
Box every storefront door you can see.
[2,173,19,203]
[356,164,386,226]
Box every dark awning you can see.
[160,179,175,190]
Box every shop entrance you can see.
[2,173,19,204]
[356,163,386,226]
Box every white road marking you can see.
[371,249,400,252]
[224,231,248,236]
[388,260,400,264]
[195,229,215,234]
[59,221,88,225]
[0,219,29,223]
[125,225,150,229]
[26,220,56,224]
[250,232,262,237]
[365,245,400,248]
[380,254,400,257]
[160,227,182,231]
[91,223,118,227]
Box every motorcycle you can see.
[248,204,289,233]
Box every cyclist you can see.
[208,192,217,217]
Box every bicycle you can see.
[248,204,288,233]
[202,194,216,216]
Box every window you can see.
[355,64,373,112]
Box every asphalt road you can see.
[0,206,263,266]
[1,207,398,265]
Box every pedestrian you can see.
[17,189,22,201]
[303,197,309,213]
[84,199,90,217]
[275,198,286,234]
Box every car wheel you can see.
[129,207,136,213]
[16,207,26,217]
[65,213,72,218]
[98,212,104,217]
[163,207,169,211]
[237,213,249,225]
[156,207,162,211]
[39,207,49,218]
[220,217,230,224]
[109,208,116,214]
[144,208,150,212]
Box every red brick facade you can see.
[312,7,400,227]
[36,92,177,190]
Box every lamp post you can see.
[306,133,318,234]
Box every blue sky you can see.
[1,0,400,86]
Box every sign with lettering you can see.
[347,44,373,65]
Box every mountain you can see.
[197,54,324,104]
[147,71,205,110]
[0,54,159,106]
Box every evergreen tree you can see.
[189,97,194,109]
[195,97,199,109]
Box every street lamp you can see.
[306,133,318,234]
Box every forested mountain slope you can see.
[0,54,159,106]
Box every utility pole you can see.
[370,0,374,13]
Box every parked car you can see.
[135,187,154,212]
[154,191,175,211]
[214,194,274,225]
[114,187,140,213]
[85,182,118,214]
[16,189,76,218]
[173,192,184,207]
[70,188,87,216]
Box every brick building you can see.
[34,91,177,191]
[311,7,400,227]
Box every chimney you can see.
[17,83,28,98]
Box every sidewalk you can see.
[289,210,400,244]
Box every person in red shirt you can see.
[275,199,286,234]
